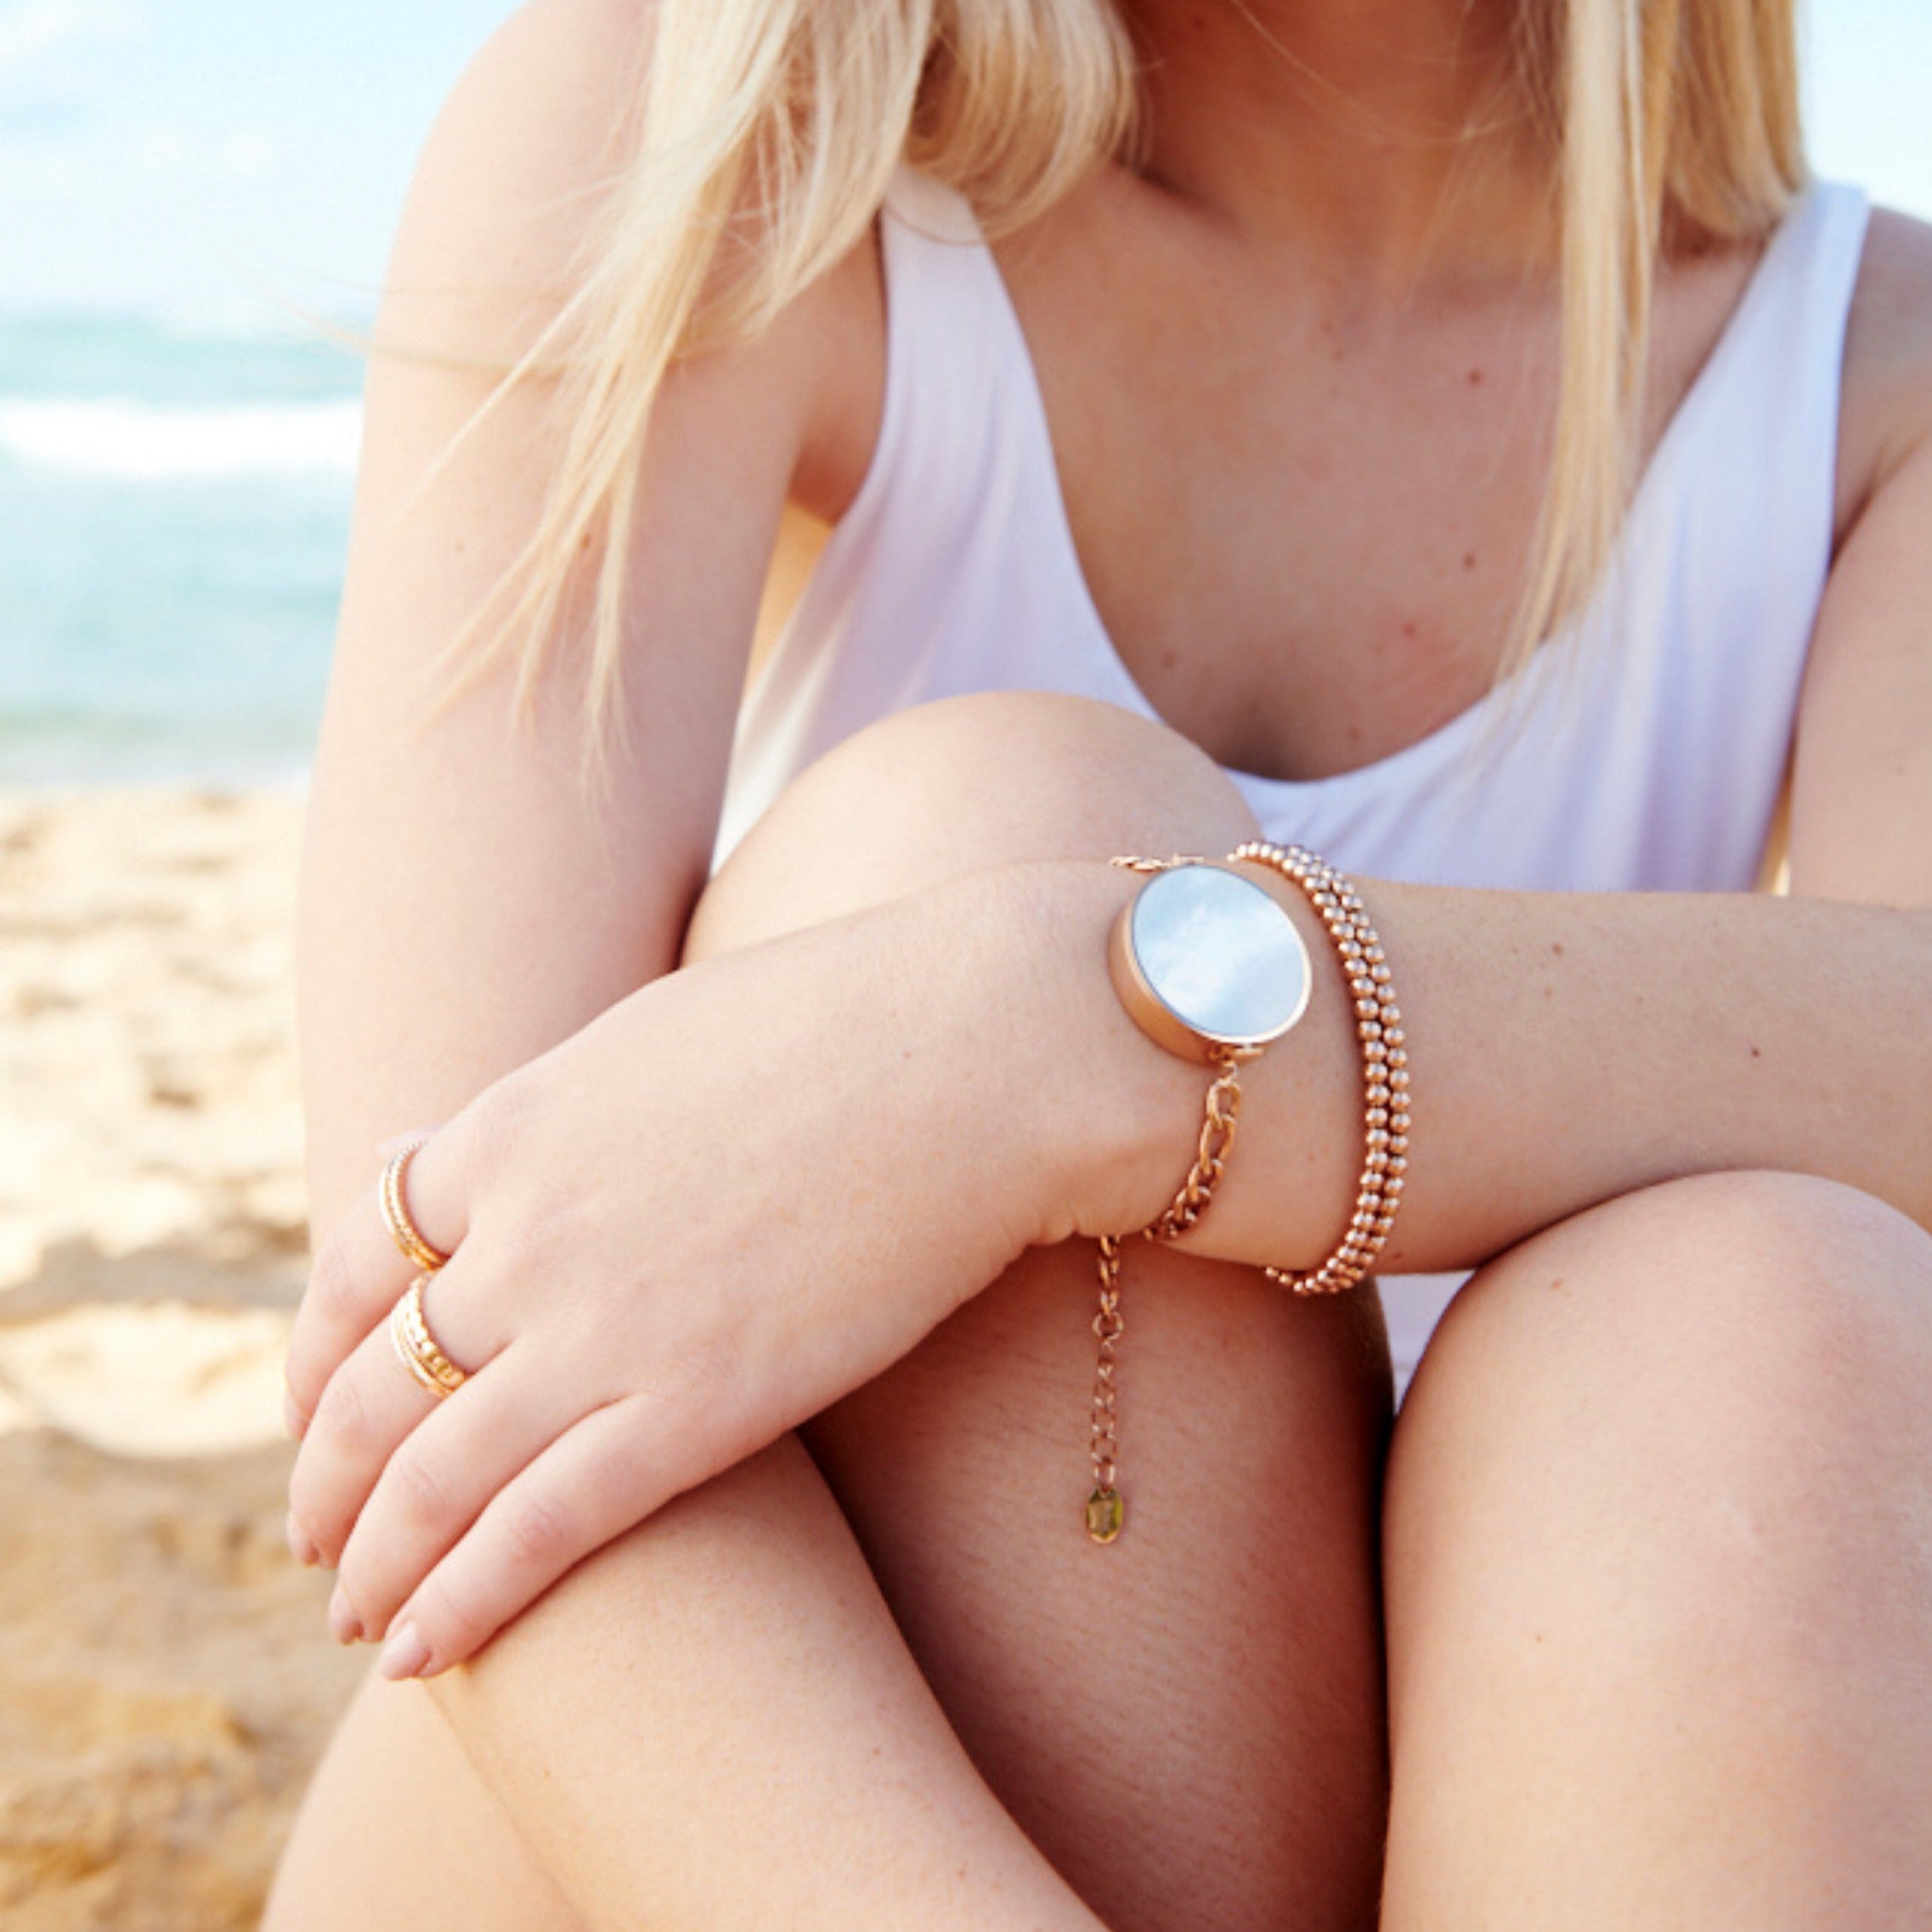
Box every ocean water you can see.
[0,311,364,788]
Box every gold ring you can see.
[380,1140,450,1273]
[388,1274,468,1400]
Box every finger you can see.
[375,1123,443,1161]
[333,1345,583,1647]
[285,1126,467,1427]
[288,1259,499,1580]
[377,1395,685,1679]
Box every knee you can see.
[1418,1169,1932,1501]
[756,692,1244,866]
[688,693,1255,960]
[1387,1175,1932,1689]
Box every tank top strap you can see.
[867,169,1046,557]
[880,166,986,247]
[1558,178,1871,878]
[1646,180,1869,568]
[715,169,1072,858]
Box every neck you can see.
[1120,0,1553,289]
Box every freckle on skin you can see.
[1401,620,1417,639]
[1551,941,1565,957]
[1463,551,1477,570]
[1467,368,1485,387]
[1750,1044,1763,1059]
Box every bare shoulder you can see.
[376,0,882,506]
[1839,206,1932,522]
[378,0,657,361]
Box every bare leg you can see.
[267,1653,584,1932]
[269,695,1392,1930]
[268,1439,1106,1931]
[1381,1169,1932,1929]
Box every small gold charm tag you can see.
[1085,1487,1124,1544]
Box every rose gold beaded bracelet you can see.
[1229,841,1411,1296]
[1087,843,1409,1541]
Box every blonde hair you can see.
[447,0,1804,761]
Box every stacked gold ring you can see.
[389,1274,468,1399]
[380,1139,450,1273]
[379,1137,466,1399]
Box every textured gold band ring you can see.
[388,1274,468,1400]
[380,1140,450,1273]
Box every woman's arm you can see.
[292,8,1122,1928]
[1786,207,1932,908]
[288,3,1112,1924]
[286,223,1932,1677]
[286,816,1932,1676]
[298,0,875,1246]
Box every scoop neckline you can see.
[952,177,1839,803]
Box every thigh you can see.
[1381,1171,1932,1930]
[700,695,1395,1931]
[808,1241,1392,1932]
[272,1252,1391,1932]
[273,1439,1110,1932]
[264,1665,585,1932]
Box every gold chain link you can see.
[1087,870,1253,1545]
[1085,1051,1243,1543]
[1087,1236,1127,1541]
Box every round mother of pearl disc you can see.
[1129,864,1311,1047]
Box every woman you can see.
[266,0,1932,1925]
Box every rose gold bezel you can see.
[1106,861,1312,1065]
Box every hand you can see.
[283,876,1071,1680]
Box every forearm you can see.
[1014,862,1932,1274]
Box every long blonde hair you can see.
[442,0,1804,761]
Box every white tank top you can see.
[718,170,1872,1381]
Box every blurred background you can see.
[0,3,1927,1925]
[0,0,513,788]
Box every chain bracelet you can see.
[1085,1048,1243,1543]
[1086,1236,1127,1542]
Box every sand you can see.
[0,787,364,1930]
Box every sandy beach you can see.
[0,786,362,1929]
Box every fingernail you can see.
[379,1619,431,1681]
[327,1583,363,1645]
[283,1390,307,1440]
[286,1513,319,1568]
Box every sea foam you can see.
[0,396,362,481]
